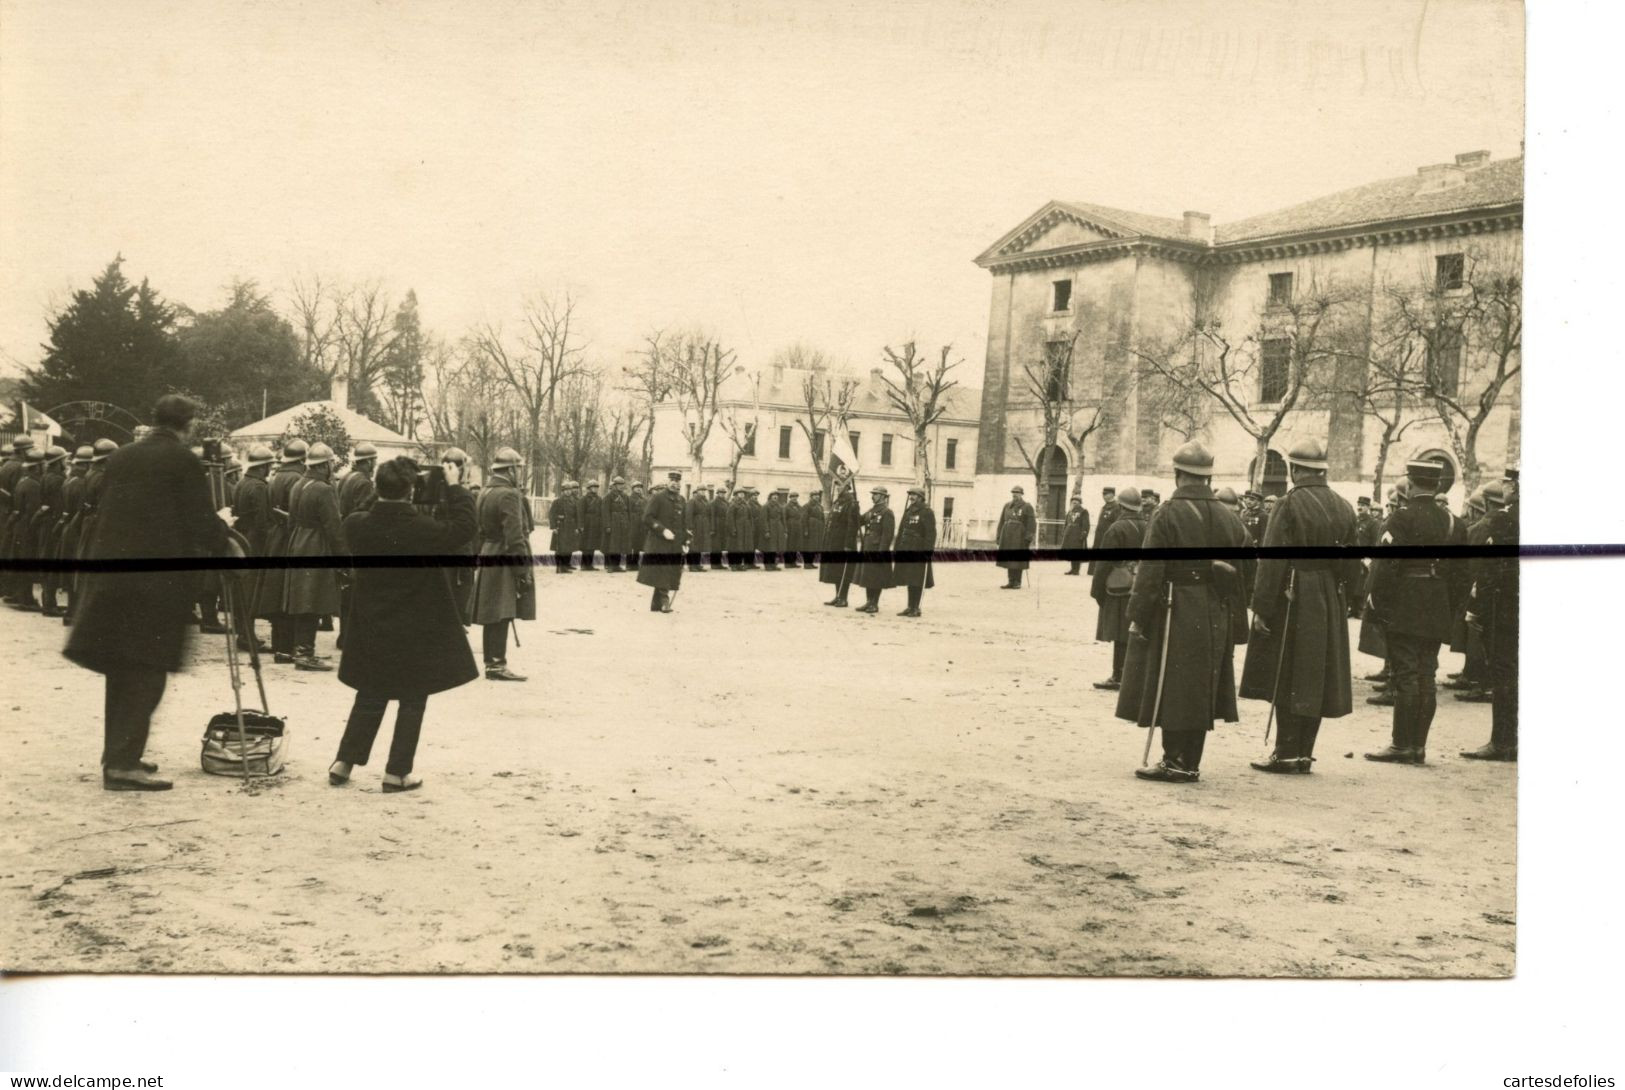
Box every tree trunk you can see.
[1371,419,1396,503]
[1252,434,1270,492]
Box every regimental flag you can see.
[828,429,862,484]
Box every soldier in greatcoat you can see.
[819,480,860,606]
[35,445,70,616]
[1461,473,1518,761]
[851,486,896,614]
[338,442,378,518]
[469,447,535,680]
[749,487,769,569]
[995,485,1036,589]
[1116,442,1249,783]
[603,476,630,572]
[1060,495,1091,575]
[55,446,94,624]
[802,492,825,568]
[626,482,647,571]
[728,487,753,570]
[1238,439,1362,773]
[229,444,275,650]
[256,440,307,662]
[579,480,604,571]
[4,448,45,609]
[1445,487,1494,700]
[764,488,787,571]
[283,442,343,671]
[0,437,33,602]
[685,483,711,572]
[709,484,730,568]
[890,486,935,617]
[1360,484,1404,702]
[783,491,804,568]
[1363,459,1462,765]
[550,481,579,574]
[637,470,688,612]
[1090,486,1145,690]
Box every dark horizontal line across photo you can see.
[0,543,1604,575]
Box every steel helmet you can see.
[245,443,275,466]
[73,445,95,464]
[23,447,46,463]
[92,438,118,460]
[351,441,378,462]
[491,447,523,471]
[281,439,309,461]
[11,436,35,452]
[46,445,69,463]
[441,447,468,465]
[305,442,334,466]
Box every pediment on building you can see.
[976,202,1137,266]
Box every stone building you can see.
[649,365,982,538]
[971,150,1522,524]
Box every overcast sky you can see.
[0,0,1524,392]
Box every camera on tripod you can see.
[201,436,226,464]
[415,462,447,507]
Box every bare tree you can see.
[599,396,639,482]
[621,337,674,480]
[334,281,397,410]
[288,274,342,381]
[651,328,735,483]
[878,341,961,495]
[468,290,588,495]
[544,370,606,484]
[771,341,834,373]
[718,371,762,486]
[1348,316,1434,502]
[1382,239,1522,489]
[1132,274,1358,490]
[795,369,861,500]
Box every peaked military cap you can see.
[906,486,926,498]
[1010,485,1024,494]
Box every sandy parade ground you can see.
[0,551,1515,977]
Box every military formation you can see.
[2,422,1518,792]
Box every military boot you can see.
[293,647,333,671]
[1250,716,1300,773]
[485,661,527,682]
[1412,695,1436,764]
[1365,700,1417,763]
[1296,720,1322,773]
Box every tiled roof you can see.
[1214,156,1523,244]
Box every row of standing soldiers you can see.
[547,478,833,574]
[0,437,118,620]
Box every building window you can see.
[849,431,860,459]
[778,425,792,459]
[812,429,825,461]
[1268,272,1294,307]
[1427,330,1463,397]
[1436,253,1465,291]
[942,496,955,520]
[1043,340,1070,402]
[881,434,893,466]
[1052,279,1072,312]
[742,423,756,457]
[945,438,958,470]
[1259,338,1290,402]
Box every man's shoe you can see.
[1092,678,1121,691]
[1442,678,1477,691]
[1364,745,1420,764]
[1135,761,1198,783]
[381,774,423,793]
[1249,753,1303,774]
[136,759,159,774]
[855,603,878,614]
[199,621,228,635]
[329,760,353,785]
[1366,692,1395,706]
[103,768,173,791]
[1460,744,1516,762]
[293,654,333,672]
[486,663,528,682]
[273,652,295,665]
[1364,670,1390,682]
[1454,689,1494,703]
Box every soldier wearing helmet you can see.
[468,447,534,680]
[1090,485,1146,691]
[35,446,72,616]
[603,475,630,572]
[1117,441,1250,784]
[339,441,379,518]
[54,446,97,623]
[0,436,36,601]
[255,439,308,662]
[1238,437,1362,775]
[281,441,342,670]
[2,446,48,609]
[549,474,579,575]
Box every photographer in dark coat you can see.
[328,456,478,793]
[637,470,687,612]
[890,486,935,617]
[64,396,240,791]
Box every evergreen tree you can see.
[175,280,324,428]
[21,257,183,418]
[379,288,426,437]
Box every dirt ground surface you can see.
[0,554,1515,977]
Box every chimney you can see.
[1416,162,1465,193]
[1455,149,1491,170]
[330,369,350,409]
[1182,211,1212,243]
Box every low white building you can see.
[228,399,420,465]
[649,366,983,541]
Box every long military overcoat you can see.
[470,480,537,624]
[284,474,343,616]
[1114,484,1248,733]
[890,502,936,589]
[636,487,687,592]
[1238,480,1360,717]
[818,492,859,584]
[1090,512,1144,642]
[995,499,1036,572]
[254,464,304,618]
[853,505,895,590]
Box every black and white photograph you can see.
[0,0,1616,1084]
